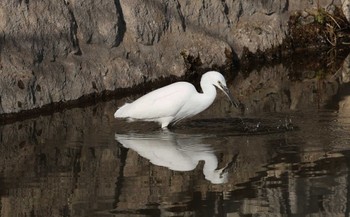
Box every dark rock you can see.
[0,0,348,116]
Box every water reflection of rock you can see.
[0,103,120,216]
[233,56,350,216]
[234,63,340,113]
[115,132,238,184]
[337,54,350,117]
[239,150,349,216]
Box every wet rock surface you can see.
[0,0,349,116]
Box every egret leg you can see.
[160,117,173,129]
[161,123,170,129]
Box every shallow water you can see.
[2,53,350,216]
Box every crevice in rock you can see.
[113,0,126,47]
[33,48,44,65]
[28,71,37,106]
[25,0,29,10]
[18,0,30,10]
[221,0,229,15]
[61,69,67,99]
[282,0,289,13]
[65,3,82,55]
[221,0,231,26]
[175,0,186,31]
[17,80,25,90]
[30,81,36,105]
[0,97,3,114]
[236,1,243,22]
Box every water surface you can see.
[1,53,350,216]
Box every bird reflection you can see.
[115,131,237,184]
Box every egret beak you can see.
[219,83,240,108]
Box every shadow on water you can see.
[1,51,350,216]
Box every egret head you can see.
[202,71,240,108]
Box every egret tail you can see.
[114,103,130,118]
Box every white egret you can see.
[114,71,239,128]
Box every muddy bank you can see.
[1,0,350,118]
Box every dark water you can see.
[1,53,350,216]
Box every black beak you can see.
[220,84,240,108]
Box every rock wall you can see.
[0,0,346,115]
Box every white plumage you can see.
[115,71,238,128]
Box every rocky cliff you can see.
[0,0,349,116]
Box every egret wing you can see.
[118,82,195,120]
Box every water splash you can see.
[239,116,296,135]
[277,117,294,131]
